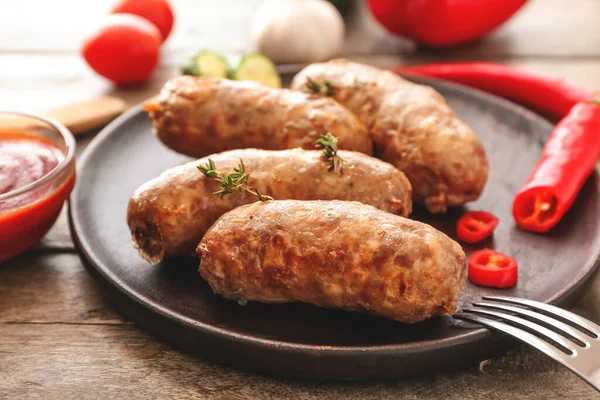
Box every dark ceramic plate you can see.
[69,75,600,380]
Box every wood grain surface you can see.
[1,0,600,398]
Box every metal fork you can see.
[454,296,600,392]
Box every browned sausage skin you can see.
[144,76,373,157]
[128,149,412,264]
[290,59,489,213]
[198,200,466,323]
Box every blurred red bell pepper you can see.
[366,0,528,48]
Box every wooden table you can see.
[1,1,600,398]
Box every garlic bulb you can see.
[252,0,345,64]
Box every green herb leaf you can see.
[324,80,336,96]
[255,188,274,202]
[306,77,322,94]
[316,133,344,173]
[197,158,220,178]
[197,159,272,201]
[306,77,336,96]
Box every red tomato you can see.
[111,0,174,42]
[82,14,161,85]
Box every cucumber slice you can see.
[181,50,229,78]
[226,54,242,79]
[232,53,282,88]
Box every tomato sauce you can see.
[0,133,75,262]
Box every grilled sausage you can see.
[128,149,412,264]
[290,59,489,213]
[198,200,466,323]
[143,76,373,158]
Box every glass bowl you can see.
[0,111,76,262]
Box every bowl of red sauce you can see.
[0,111,76,262]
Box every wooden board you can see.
[2,253,599,398]
[68,76,600,379]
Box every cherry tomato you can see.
[456,211,499,243]
[82,14,161,85]
[468,249,518,288]
[111,0,174,42]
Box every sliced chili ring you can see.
[468,249,518,288]
[456,211,499,243]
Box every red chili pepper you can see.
[456,211,499,244]
[366,0,527,48]
[468,249,518,288]
[398,63,596,119]
[512,101,600,233]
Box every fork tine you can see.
[474,302,591,347]
[454,313,572,364]
[484,296,600,337]
[464,307,579,354]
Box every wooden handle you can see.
[45,96,127,136]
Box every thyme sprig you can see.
[316,133,344,173]
[306,77,336,96]
[306,77,322,94]
[197,159,273,201]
